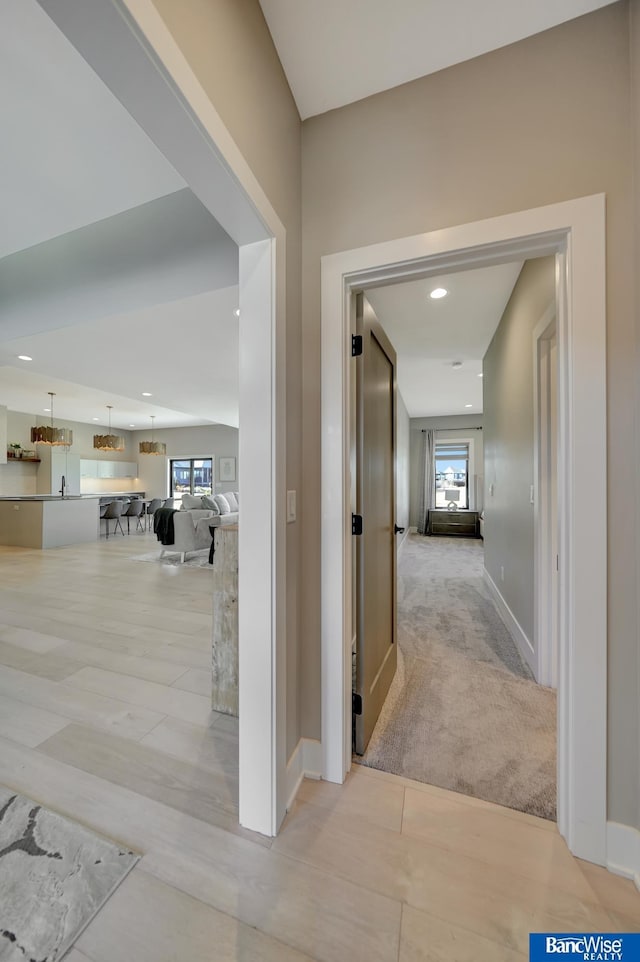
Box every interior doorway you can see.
[321,195,607,865]
[351,261,559,821]
[37,0,288,837]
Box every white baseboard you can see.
[483,567,536,676]
[607,821,640,892]
[285,737,323,812]
[398,527,410,550]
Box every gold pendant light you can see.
[139,415,166,456]
[93,405,125,452]
[31,393,73,447]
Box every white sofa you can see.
[179,492,239,525]
[160,493,239,562]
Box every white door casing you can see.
[321,195,607,865]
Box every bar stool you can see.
[145,498,162,532]
[103,501,124,538]
[123,499,144,534]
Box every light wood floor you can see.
[0,533,637,962]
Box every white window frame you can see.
[434,435,475,510]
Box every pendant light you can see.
[31,393,73,447]
[93,405,125,452]
[139,415,166,456]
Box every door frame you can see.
[39,0,288,836]
[321,195,607,865]
[533,305,559,689]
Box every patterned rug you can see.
[129,550,212,568]
[360,535,557,820]
[0,787,138,961]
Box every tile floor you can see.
[0,534,637,961]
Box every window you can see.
[169,458,213,508]
[434,442,470,509]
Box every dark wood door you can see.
[354,293,398,754]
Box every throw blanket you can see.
[154,508,177,545]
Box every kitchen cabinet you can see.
[36,449,81,495]
[81,459,138,479]
[80,459,98,478]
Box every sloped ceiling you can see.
[259,0,618,118]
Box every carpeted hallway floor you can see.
[359,534,557,820]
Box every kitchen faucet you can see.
[59,475,66,499]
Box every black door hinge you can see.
[351,334,363,357]
[352,514,363,535]
[352,692,363,715]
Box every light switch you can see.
[287,490,296,523]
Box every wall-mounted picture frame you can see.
[219,456,236,482]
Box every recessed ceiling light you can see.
[142,392,152,397]
[430,288,448,299]
[478,373,484,378]
[234,308,240,317]
[17,355,32,361]
[452,361,463,369]
[465,403,473,408]
[92,417,99,421]
[44,408,51,412]
[129,424,135,427]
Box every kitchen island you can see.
[0,496,100,548]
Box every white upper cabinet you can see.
[81,459,138,479]
[80,459,98,478]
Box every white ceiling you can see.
[0,1,240,431]
[259,0,618,119]
[0,0,184,259]
[365,262,523,418]
[0,1,557,431]
[0,286,240,429]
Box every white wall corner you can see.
[483,566,536,676]
[285,738,323,812]
[607,822,640,892]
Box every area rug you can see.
[359,535,557,820]
[0,787,139,961]
[129,550,211,568]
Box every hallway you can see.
[361,535,556,819]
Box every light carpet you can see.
[0,787,138,961]
[360,535,557,820]
[129,550,212,568]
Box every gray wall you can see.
[152,0,303,759]
[483,258,555,647]
[0,412,239,504]
[409,416,484,528]
[301,3,637,826]
[133,424,239,500]
[0,410,137,497]
[396,392,410,534]
[633,0,640,836]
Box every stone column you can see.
[211,524,238,715]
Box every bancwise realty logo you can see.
[530,934,640,962]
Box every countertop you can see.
[0,495,100,501]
